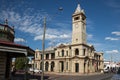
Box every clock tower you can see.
[72,4,86,44]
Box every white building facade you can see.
[34,4,104,74]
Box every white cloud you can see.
[14,38,26,43]
[59,34,71,39]
[0,9,44,36]
[105,37,119,41]
[112,31,120,36]
[34,33,71,40]
[87,34,93,40]
[0,8,72,46]
[34,34,57,40]
[105,50,119,54]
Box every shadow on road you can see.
[12,73,49,80]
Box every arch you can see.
[40,62,42,70]
[51,61,55,71]
[45,62,49,71]
[75,48,79,55]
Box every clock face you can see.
[75,24,78,28]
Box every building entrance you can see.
[60,61,64,72]
[75,63,79,72]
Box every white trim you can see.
[0,46,27,55]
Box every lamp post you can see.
[41,17,46,80]
[41,7,63,80]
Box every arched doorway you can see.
[45,62,49,71]
[51,61,55,71]
[40,62,42,70]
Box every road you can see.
[12,72,114,80]
[46,73,113,80]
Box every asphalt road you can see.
[47,73,113,80]
[12,73,114,80]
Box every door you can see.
[75,63,79,72]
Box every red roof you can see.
[0,40,27,48]
[0,40,35,56]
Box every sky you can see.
[0,0,120,62]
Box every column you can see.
[80,60,84,73]
[48,62,51,72]
[44,54,46,59]
[54,61,59,72]
[71,61,74,72]
[68,60,71,72]
[64,60,66,72]
[49,54,51,59]
[44,61,45,72]
[86,61,88,73]
[59,62,62,72]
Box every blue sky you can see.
[0,0,120,62]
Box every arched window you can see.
[46,54,49,59]
[51,61,55,71]
[83,49,86,56]
[45,62,49,71]
[75,49,79,55]
[40,62,42,70]
[61,50,64,57]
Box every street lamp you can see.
[41,7,63,80]
[41,17,46,80]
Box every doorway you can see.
[60,61,64,72]
[75,63,79,72]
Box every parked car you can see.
[104,68,109,73]
[29,68,42,73]
[34,69,42,73]
[29,68,34,72]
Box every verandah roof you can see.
[0,40,34,57]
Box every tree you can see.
[15,57,29,70]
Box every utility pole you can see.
[41,17,46,80]
[40,6,63,80]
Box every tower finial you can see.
[74,4,81,13]
[4,19,8,25]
